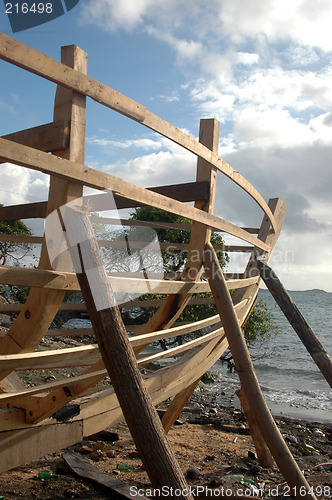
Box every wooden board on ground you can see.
[63,452,149,500]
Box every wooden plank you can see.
[0,234,43,244]
[63,452,149,500]
[113,181,210,208]
[0,420,83,473]
[81,337,228,437]
[0,184,206,223]
[0,201,47,221]
[0,333,228,433]
[0,264,258,293]
[66,210,193,498]
[0,369,107,403]
[0,137,270,251]
[161,379,200,433]
[1,120,69,156]
[0,344,99,371]
[203,243,316,500]
[0,34,277,231]
[257,261,332,389]
[90,216,193,231]
[0,234,253,254]
[0,295,217,313]
[138,328,225,365]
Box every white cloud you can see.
[0,164,49,206]
[78,0,332,290]
[87,137,163,151]
[82,0,332,51]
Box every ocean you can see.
[210,289,332,423]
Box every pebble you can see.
[283,434,298,444]
[185,467,201,479]
[79,445,94,454]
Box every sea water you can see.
[211,289,332,423]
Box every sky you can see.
[1,0,332,291]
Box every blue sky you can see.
[1,0,332,291]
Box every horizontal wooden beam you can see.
[0,264,258,295]
[0,137,271,251]
[1,120,69,158]
[114,181,210,208]
[0,201,47,221]
[0,33,277,232]
[0,182,206,223]
[0,234,43,244]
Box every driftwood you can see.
[257,261,332,389]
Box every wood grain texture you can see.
[204,243,316,500]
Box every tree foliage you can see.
[129,206,279,349]
[0,204,33,303]
[0,204,32,266]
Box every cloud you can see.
[0,163,49,206]
[81,0,332,51]
[78,1,332,289]
[87,137,163,151]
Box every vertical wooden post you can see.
[0,45,87,382]
[257,261,332,389]
[203,243,317,500]
[64,207,193,500]
[161,118,219,432]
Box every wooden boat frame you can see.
[0,34,287,475]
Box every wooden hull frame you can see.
[0,34,287,474]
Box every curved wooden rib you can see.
[0,138,270,252]
[0,345,100,371]
[0,264,259,294]
[0,33,277,232]
[0,329,225,399]
[0,297,251,373]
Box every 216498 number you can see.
[5,3,53,14]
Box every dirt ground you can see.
[0,395,331,500]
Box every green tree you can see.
[130,206,228,325]
[129,206,278,350]
[0,204,33,303]
[0,204,32,266]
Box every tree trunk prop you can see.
[63,206,193,499]
[257,261,332,389]
[203,243,317,500]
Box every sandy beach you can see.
[0,392,331,500]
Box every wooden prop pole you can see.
[257,261,332,389]
[203,243,317,500]
[63,206,193,499]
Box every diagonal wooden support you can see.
[203,242,317,500]
[257,261,332,389]
[63,206,193,499]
